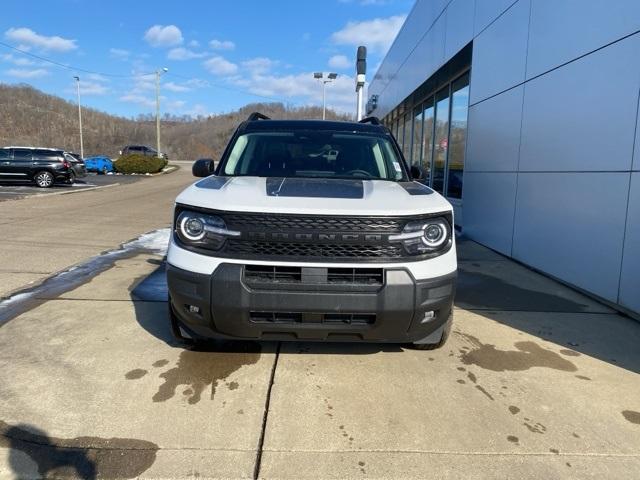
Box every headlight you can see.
[175,210,239,251]
[389,217,451,255]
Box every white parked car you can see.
[166,113,457,349]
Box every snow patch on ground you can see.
[122,228,171,254]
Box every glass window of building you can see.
[421,99,435,184]
[402,114,413,163]
[446,73,470,199]
[412,106,424,168]
[432,87,450,193]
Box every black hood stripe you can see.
[266,177,364,199]
[399,181,434,195]
[195,176,231,190]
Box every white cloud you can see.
[163,81,191,92]
[203,56,238,76]
[242,57,276,75]
[6,68,49,78]
[119,94,156,108]
[109,48,130,59]
[4,27,77,52]
[167,47,207,60]
[1,53,36,66]
[328,54,351,70]
[144,25,183,47]
[209,39,235,51]
[78,80,109,95]
[331,15,406,54]
[233,71,356,114]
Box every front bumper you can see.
[167,263,456,343]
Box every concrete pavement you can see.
[0,166,193,298]
[0,235,638,478]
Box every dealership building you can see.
[367,0,640,316]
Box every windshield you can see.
[221,131,407,181]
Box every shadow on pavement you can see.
[455,238,640,374]
[0,420,157,480]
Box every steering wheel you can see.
[345,169,373,177]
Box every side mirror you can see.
[410,165,428,181]
[192,158,215,177]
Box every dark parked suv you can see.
[0,147,75,187]
[120,145,168,159]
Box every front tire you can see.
[34,171,54,188]
[411,311,453,350]
[67,172,76,185]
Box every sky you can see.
[0,0,413,118]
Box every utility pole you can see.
[355,46,367,121]
[313,72,338,120]
[73,76,83,158]
[155,68,168,157]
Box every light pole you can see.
[73,76,83,158]
[313,72,338,120]
[155,67,168,158]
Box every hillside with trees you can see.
[0,83,351,160]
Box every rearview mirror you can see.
[192,158,215,177]
[410,165,428,181]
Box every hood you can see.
[175,176,453,216]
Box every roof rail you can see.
[358,116,381,125]
[247,112,270,121]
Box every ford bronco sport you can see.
[166,113,457,349]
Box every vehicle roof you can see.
[239,119,389,134]
[2,146,64,151]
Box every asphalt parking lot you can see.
[0,173,142,202]
[0,173,639,479]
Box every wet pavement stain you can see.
[475,385,494,401]
[456,379,466,384]
[358,460,366,474]
[550,448,560,454]
[227,381,239,390]
[150,343,261,404]
[152,359,169,368]
[0,419,157,479]
[456,268,588,311]
[457,333,577,372]
[508,406,520,415]
[125,368,148,380]
[507,435,519,444]
[622,410,640,424]
[523,422,547,434]
[559,349,581,357]
[575,375,591,381]
[467,372,477,383]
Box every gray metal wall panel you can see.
[368,0,449,119]
[463,172,517,255]
[635,92,640,171]
[519,35,640,172]
[526,0,640,79]
[445,0,475,59]
[469,0,530,104]
[474,0,518,35]
[512,172,629,302]
[619,172,640,312]
[466,86,523,172]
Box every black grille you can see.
[222,213,405,233]
[244,265,302,283]
[243,266,384,285]
[228,241,403,259]
[249,311,375,325]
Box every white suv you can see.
[166,114,457,349]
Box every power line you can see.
[0,41,156,78]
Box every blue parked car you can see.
[84,156,114,174]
